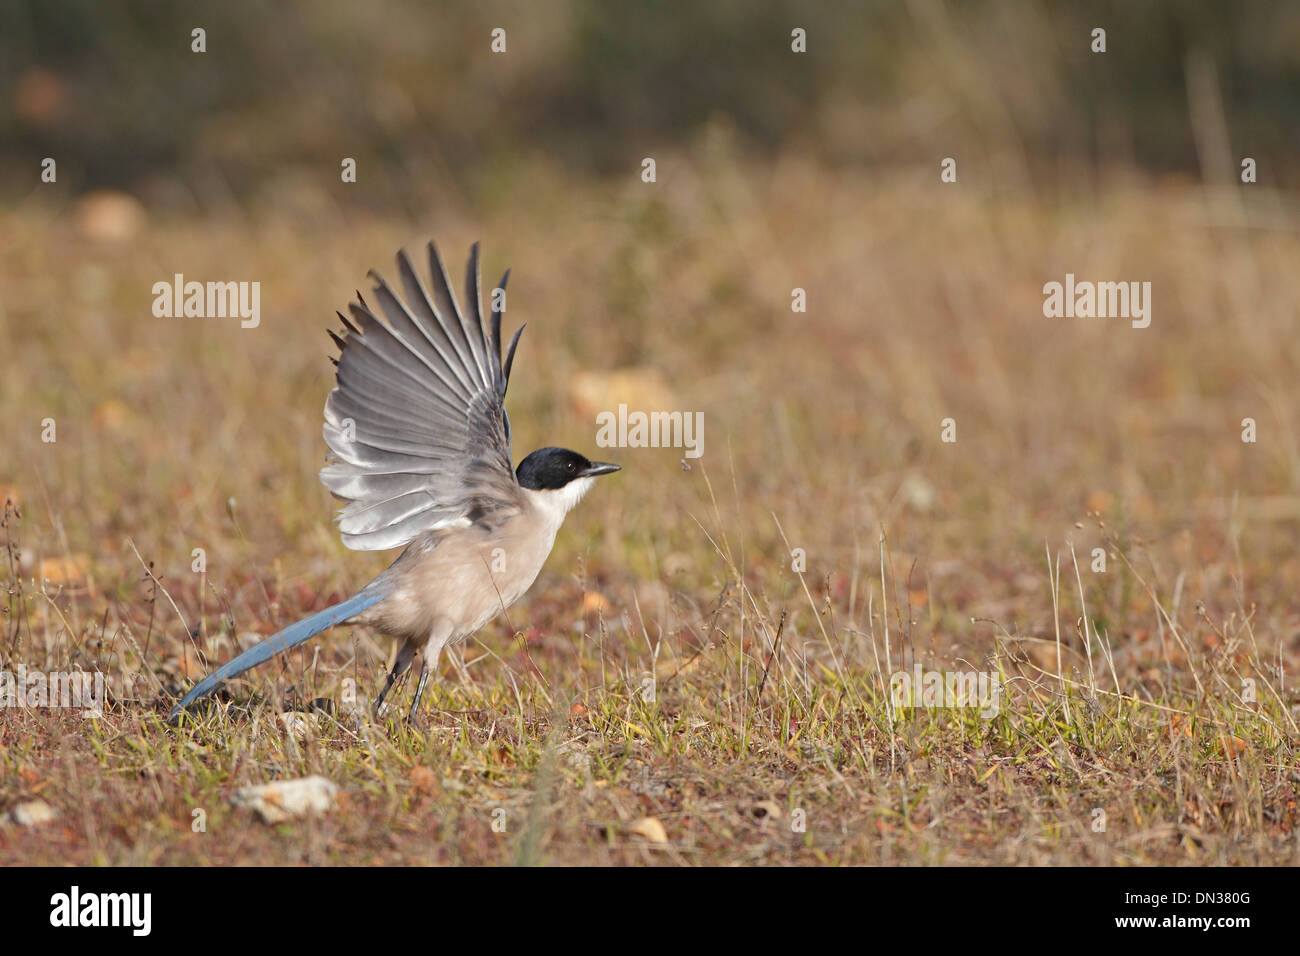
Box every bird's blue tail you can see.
[168,589,384,723]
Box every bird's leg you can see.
[374,641,416,719]
[406,639,445,722]
[407,662,431,723]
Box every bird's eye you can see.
[567,461,576,472]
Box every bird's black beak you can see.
[581,461,621,478]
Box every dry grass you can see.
[2,149,1299,864]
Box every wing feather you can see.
[320,242,524,551]
[425,242,484,389]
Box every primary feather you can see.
[321,241,524,551]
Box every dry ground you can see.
[2,151,1300,864]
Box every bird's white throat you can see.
[528,476,596,527]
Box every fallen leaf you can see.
[408,766,437,796]
[92,399,131,431]
[73,190,146,242]
[35,554,89,585]
[1219,734,1249,758]
[568,368,677,419]
[1168,714,1193,740]
[14,68,65,125]
[1084,490,1114,515]
[630,816,668,844]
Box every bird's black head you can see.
[516,447,621,490]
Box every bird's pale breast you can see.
[355,496,563,645]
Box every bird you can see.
[169,241,620,724]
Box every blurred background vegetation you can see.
[5,1,1300,867]
[3,0,1298,213]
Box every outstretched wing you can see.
[321,241,526,551]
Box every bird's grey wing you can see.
[320,241,527,551]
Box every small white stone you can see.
[279,711,318,739]
[9,799,58,827]
[231,776,338,824]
